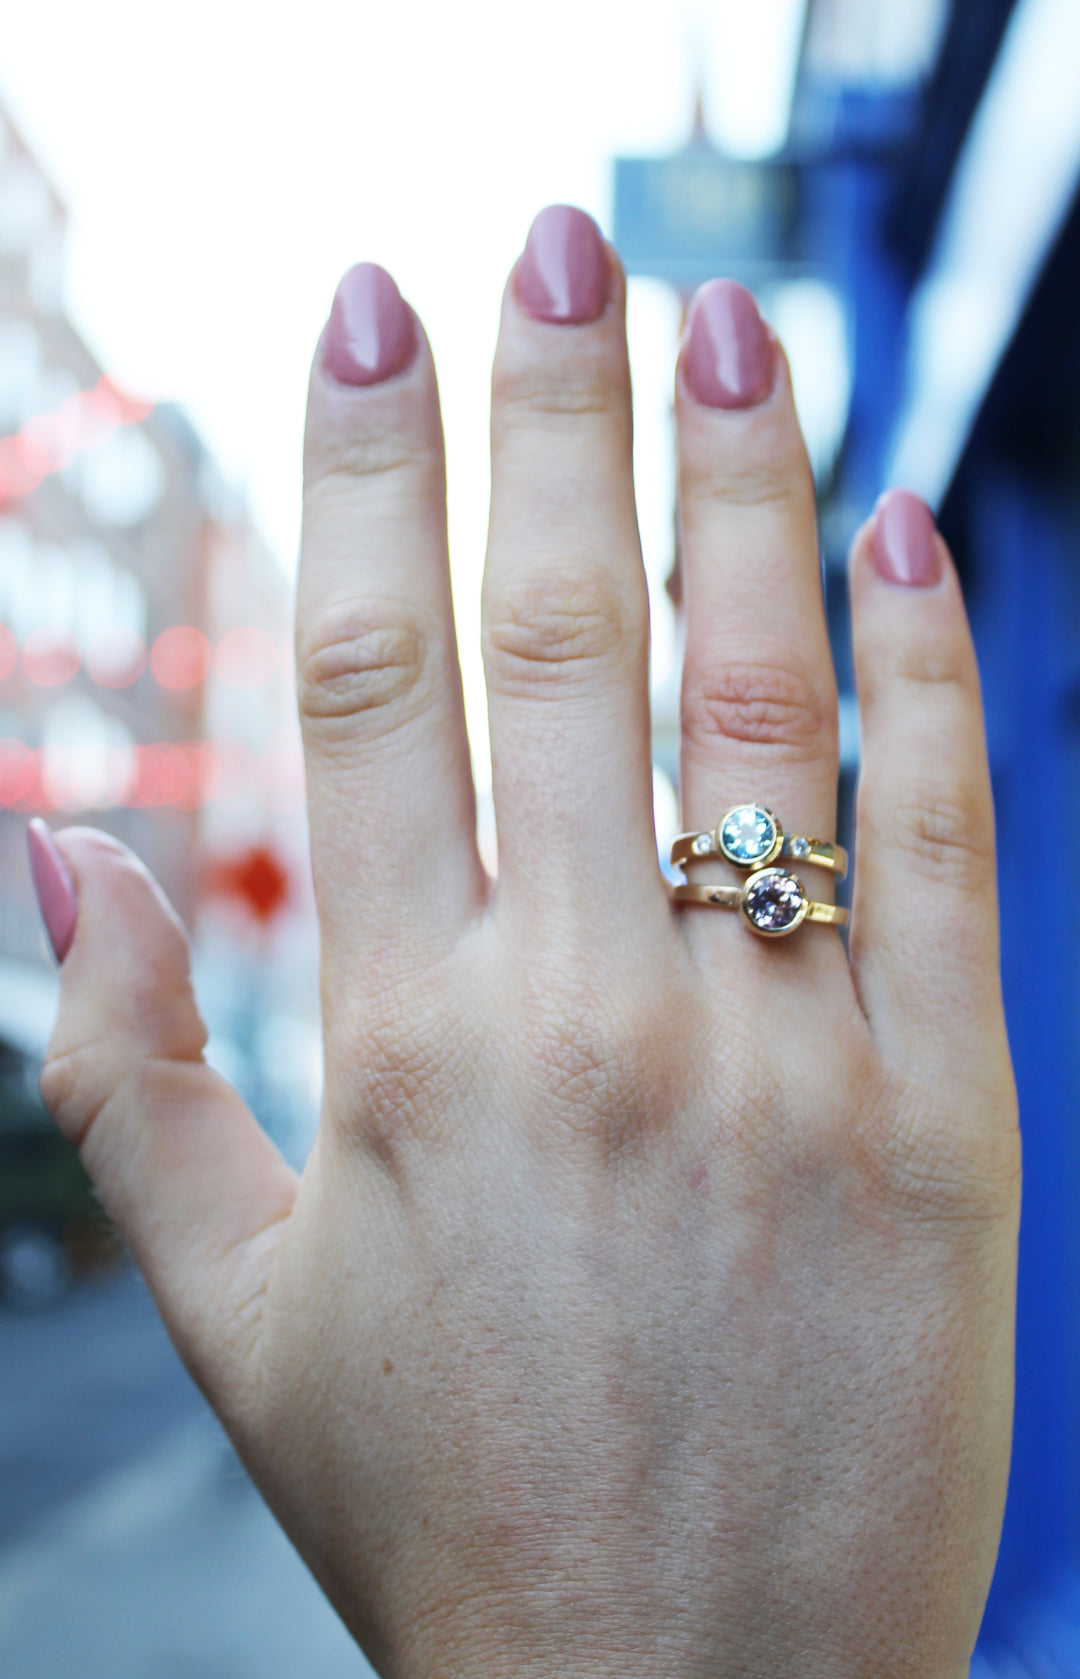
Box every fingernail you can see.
[682,280,775,410]
[872,489,943,587]
[324,263,417,387]
[27,819,78,964]
[516,205,609,325]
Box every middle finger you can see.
[482,207,664,944]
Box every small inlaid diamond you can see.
[692,834,713,856]
[719,804,777,866]
[790,836,811,859]
[743,870,805,934]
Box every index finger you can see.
[298,265,485,999]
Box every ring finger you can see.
[482,207,663,946]
[675,282,841,956]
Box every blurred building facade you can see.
[0,102,318,1161]
[0,107,203,946]
[618,0,1080,1663]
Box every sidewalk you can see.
[0,1415,372,1678]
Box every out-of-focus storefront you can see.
[0,101,320,1304]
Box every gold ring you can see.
[671,868,849,938]
[670,803,848,878]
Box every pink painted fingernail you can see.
[685,280,775,411]
[28,819,78,964]
[324,263,417,387]
[516,205,609,325]
[682,280,775,410]
[872,489,943,587]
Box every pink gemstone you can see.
[743,870,804,933]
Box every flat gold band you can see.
[670,830,848,878]
[672,877,849,937]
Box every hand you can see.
[33,206,1018,1679]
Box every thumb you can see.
[29,821,298,1427]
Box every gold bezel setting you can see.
[717,803,784,871]
[739,868,810,938]
[669,878,849,931]
[668,804,849,881]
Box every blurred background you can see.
[1,0,1079,1672]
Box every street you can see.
[0,1263,371,1677]
[0,1263,202,1547]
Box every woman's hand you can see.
[32,206,1018,1679]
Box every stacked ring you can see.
[670,803,849,938]
[672,870,850,939]
[670,803,848,879]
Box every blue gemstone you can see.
[720,805,776,864]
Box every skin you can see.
[37,232,1018,1678]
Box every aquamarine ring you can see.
[670,803,848,879]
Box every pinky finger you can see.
[848,493,1010,1085]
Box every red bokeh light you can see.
[207,846,290,925]
[0,376,154,508]
[127,745,162,807]
[0,740,32,806]
[22,627,80,687]
[0,741,50,810]
[215,626,279,689]
[86,627,146,688]
[0,625,16,682]
[158,745,198,810]
[0,736,295,812]
[129,742,211,808]
[150,626,212,690]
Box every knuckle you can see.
[335,988,478,1167]
[534,1006,621,1110]
[523,980,659,1145]
[892,646,975,692]
[40,1040,116,1153]
[683,447,808,515]
[316,442,419,488]
[865,644,979,711]
[297,606,432,737]
[682,655,834,756]
[875,1088,1021,1229]
[492,343,630,425]
[483,572,633,690]
[887,788,995,888]
[354,1046,434,1167]
[495,378,623,424]
[305,411,441,498]
[38,1045,76,1126]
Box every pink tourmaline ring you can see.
[670,802,848,879]
[671,869,849,939]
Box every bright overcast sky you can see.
[0,0,805,766]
